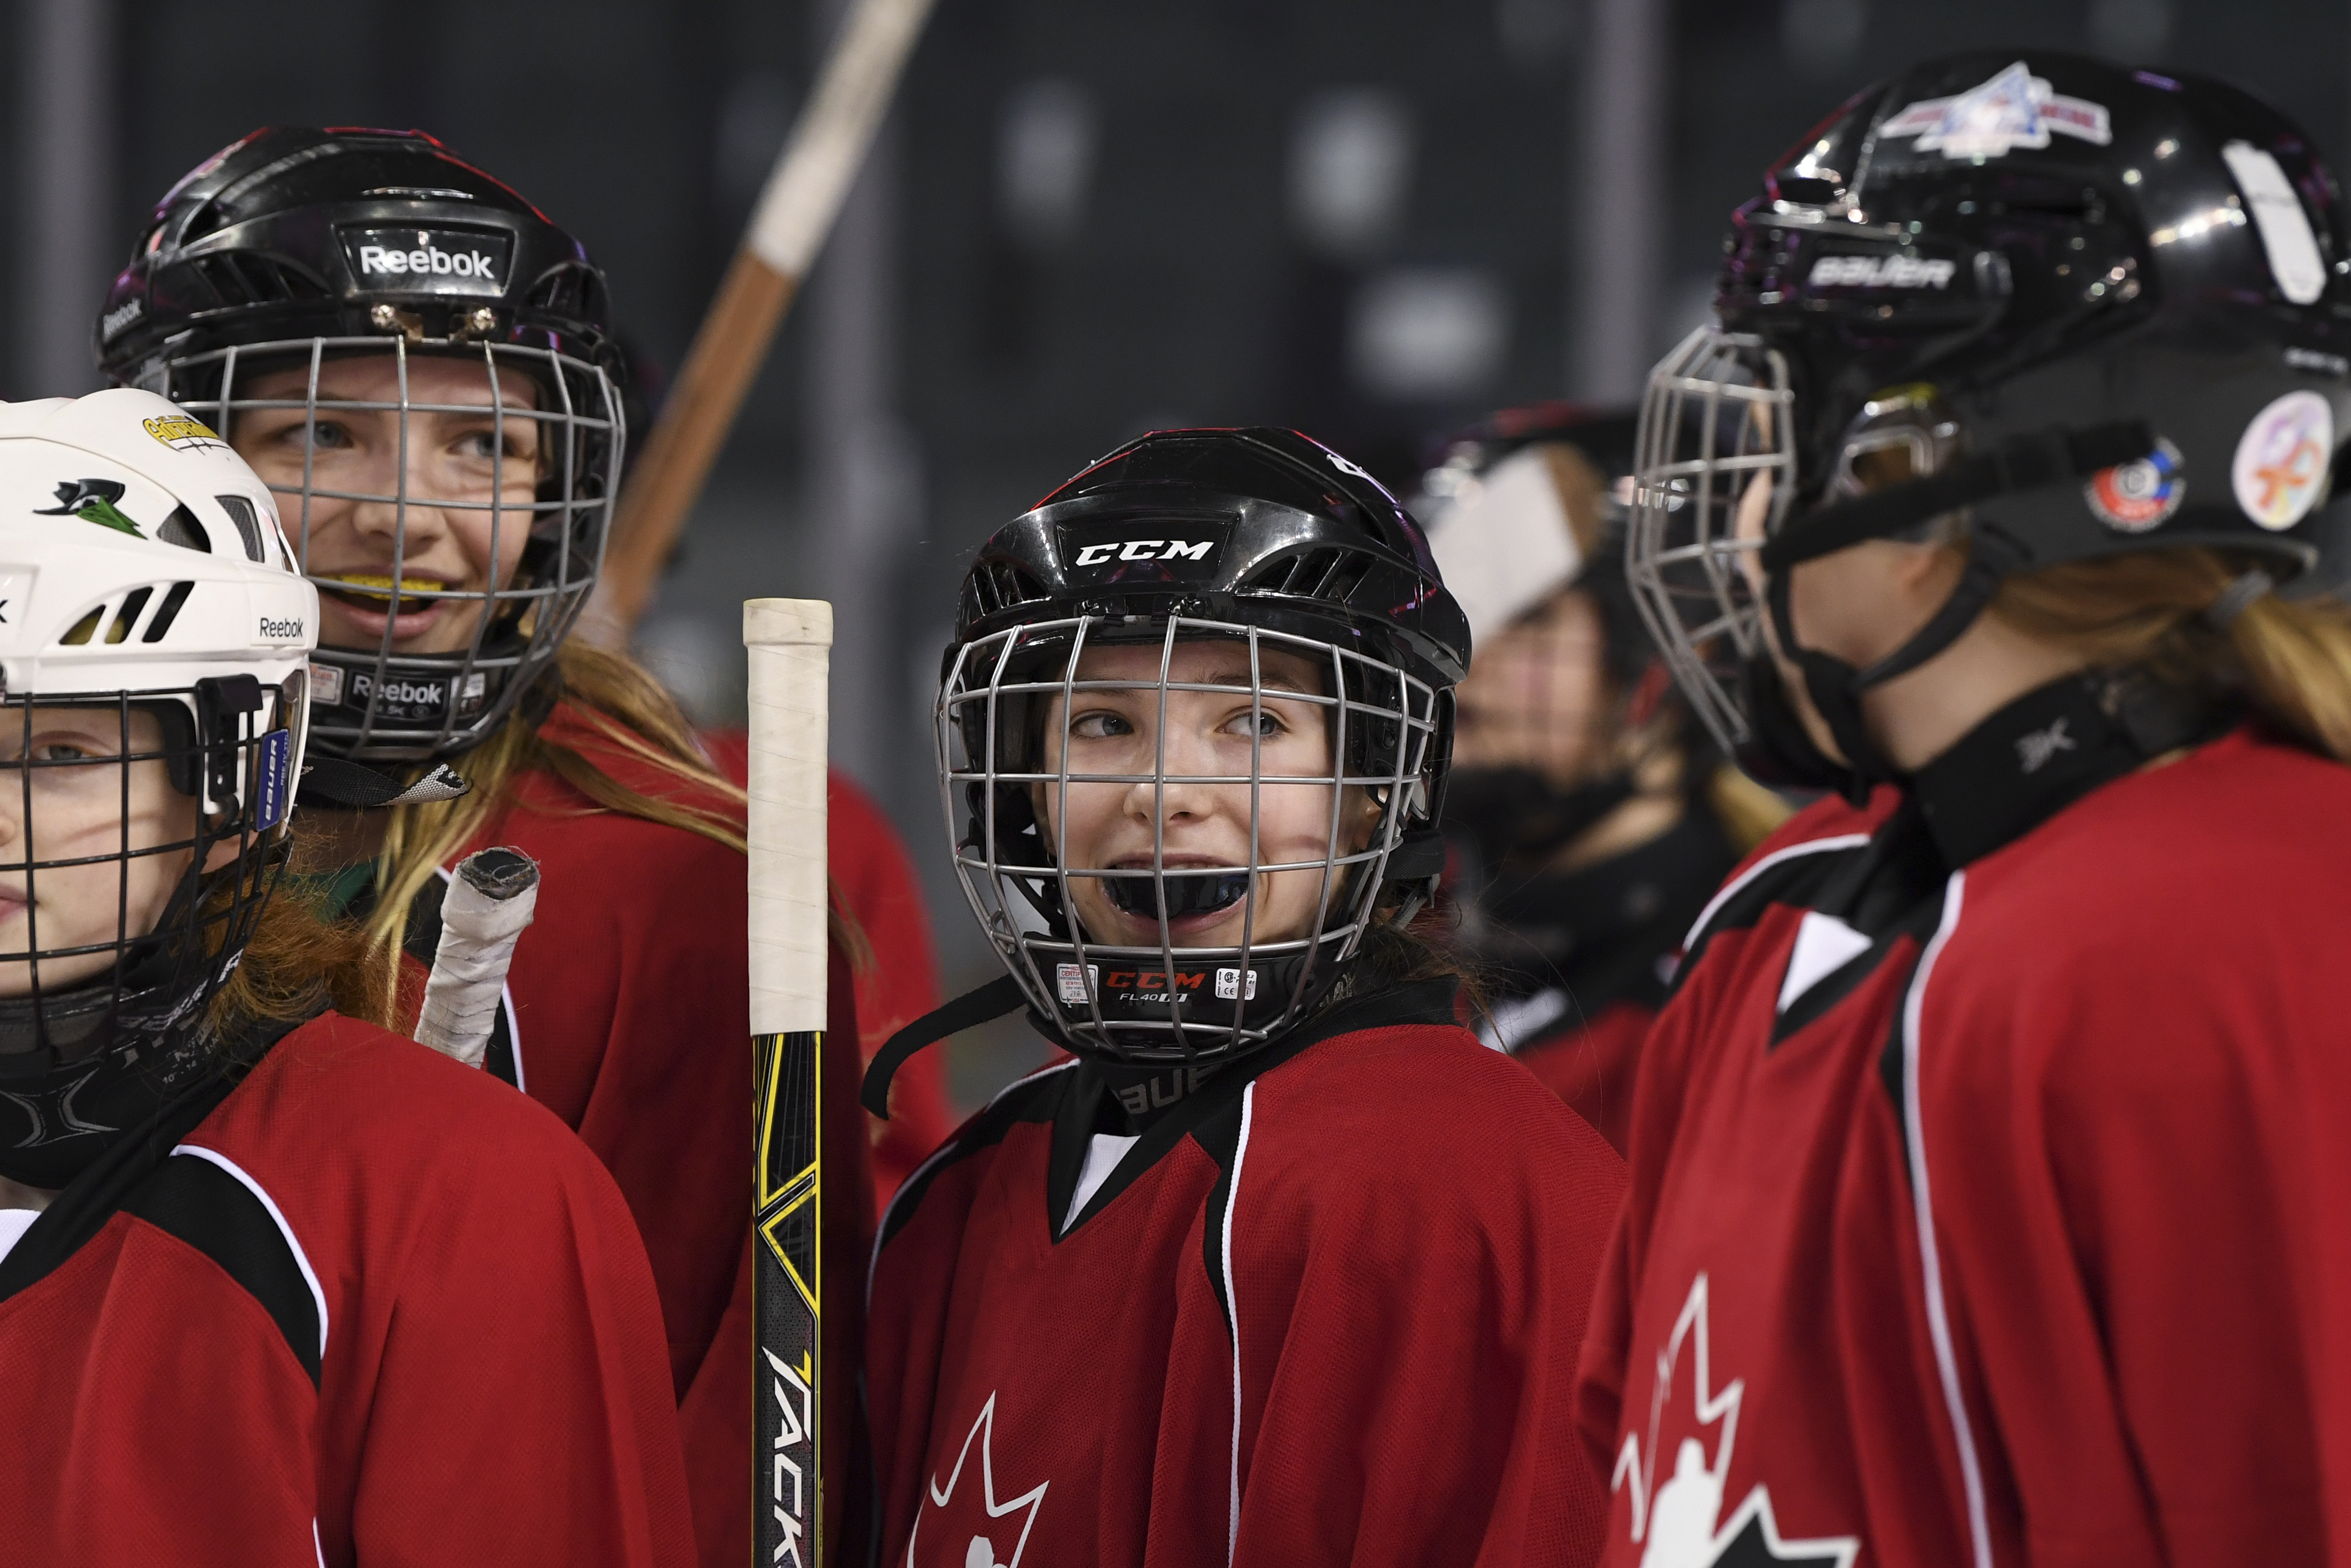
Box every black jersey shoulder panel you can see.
[1671,835,1875,997]
[124,1153,322,1385]
[873,1060,1075,1259]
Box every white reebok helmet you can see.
[0,388,317,1183]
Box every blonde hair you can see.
[199,637,785,1041]
[1989,546,2351,762]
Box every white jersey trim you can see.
[171,1142,329,1362]
[1681,832,1874,955]
[1222,1083,1257,1566]
[1901,871,1992,1568]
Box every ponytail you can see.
[1989,546,2351,763]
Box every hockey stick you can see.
[594,0,939,636]
[413,846,539,1069]
[746,599,833,1567]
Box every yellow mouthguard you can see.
[332,574,449,600]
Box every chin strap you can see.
[861,974,1029,1119]
[1745,420,2154,799]
[297,757,470,810]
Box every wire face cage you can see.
[0,675,301,1088]
[135,335,623,762]
[940,612,1443,1065]
[1625,325,1798,758]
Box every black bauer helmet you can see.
[941,427,1470,1067]
[96,127,624,762]
[1626,53,2351,797]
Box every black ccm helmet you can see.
[941,427,1469,1066]
[97,127,624,761]
[1627,53,2351,796]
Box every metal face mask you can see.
[153,335,620,761]
[1623,326,1798,763]
[941,614,1443,1066]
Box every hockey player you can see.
[1419,409,1784,1152]
[863,428,1626,1566]
[0,390,691,1564]
[1580,53,2351,1566]
[92,127,891,1566]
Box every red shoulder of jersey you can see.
[0,1012,693,1567]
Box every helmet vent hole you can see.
[157,505,211,554]
[213,495,265,561]
[142,582,197,644]
[60,608,102,646]
[107,588,154,644]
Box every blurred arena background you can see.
[7,0,2342,1108]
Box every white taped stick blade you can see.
[746,598,834,1036]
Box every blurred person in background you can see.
[97,127,855,1568]
[1419,407,1785,1154]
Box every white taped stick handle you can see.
[416,847,540,1069]
[746,599,832,1036]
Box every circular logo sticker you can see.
[2232,390,2335,530]
[2084,436,2185,532]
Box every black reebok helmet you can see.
[1626,53,2351,795]
[941,427,1469,1065]
[97,127,624,762]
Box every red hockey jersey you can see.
[1577,709,2351,1568]
[700,728,954,1206]
[0,1012,693,1566]
[869,982,1627,1567]
[1516,998,1652,1157]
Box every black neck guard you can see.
[1909,670,2223,868]
[1475,809,1741,1013]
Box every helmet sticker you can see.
[33,480,142,538]
[1059,522,1227,581]
[335,226,513,297]
[141,413,226,453]
[1806,254,1957,290]
[2083,436,2185,532]
[2231,391,2334,530]
[255,728,293,832]
[2220,141,2328,306]
[1879,61,2111,160]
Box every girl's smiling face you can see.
[1034,638,1378,951]
[229,354,543,656]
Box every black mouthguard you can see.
[1103,868,1251,920]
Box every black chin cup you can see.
[1734,654,1855,794]
[1102,868,1252,920]
[1441,766,1639,867]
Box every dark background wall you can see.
[12,0,2345,1104]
